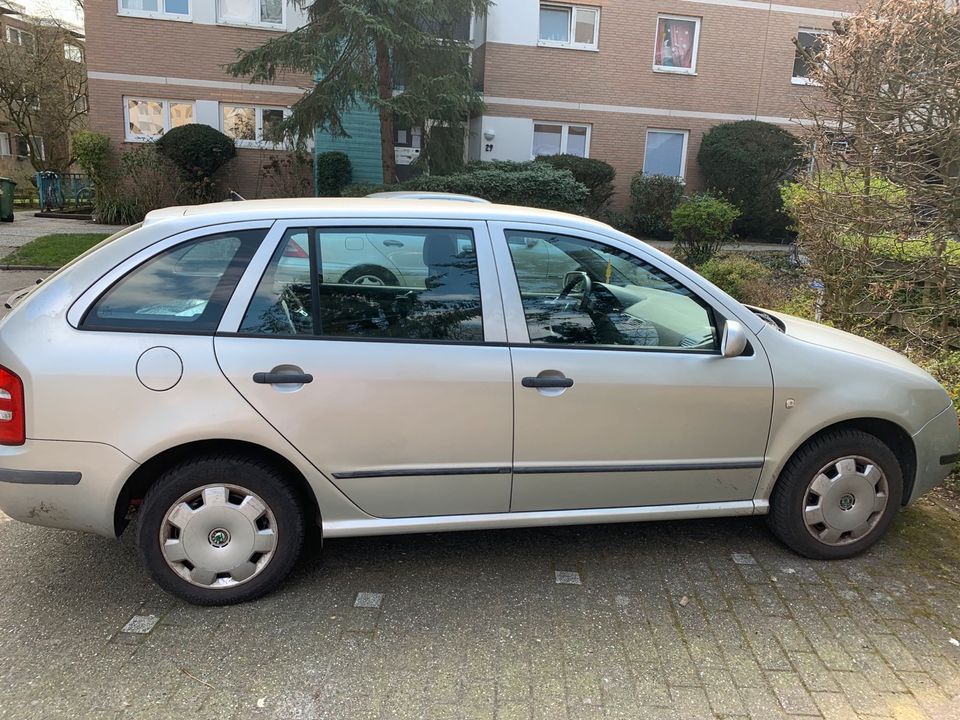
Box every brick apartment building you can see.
[1,0,84,170]
[85,0,857,204]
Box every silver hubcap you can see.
[160,484,277,589]
[803,455,889,546]
[351,274,386,286]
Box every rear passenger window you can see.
[240,227,483,342]
[82,229,266,333]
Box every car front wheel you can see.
[768,429,903,560]
[136,455,306,605]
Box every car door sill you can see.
[323,500,768,538]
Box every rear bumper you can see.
[909,405,960,503]
[0,439,137,537]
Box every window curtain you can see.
[122,0,159,11]
[219,0,256,22]
[655,19,695,69]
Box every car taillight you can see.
[0,365,24,446]
[282,242,308,259]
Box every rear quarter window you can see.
[81,229,266,333]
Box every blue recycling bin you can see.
[36,171,65,212]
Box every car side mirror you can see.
[721,320,748,358]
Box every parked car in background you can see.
[0,198,956,605]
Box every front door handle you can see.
[522,376,574,389]
[382,240,404,248]
[253,372,314,385]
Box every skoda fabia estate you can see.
[0,199,956,605]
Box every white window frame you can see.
[5,26,35,48]
[537,3,600,52]
[531,121,591,159]
[643,128,689,179]
[217,0,286,30]
[652,14,701,76]
[124,97,196,142]
[64,43,83,62]
[792,28,830,86]
[14,135,43,160]
[219,104,291,148]
[117,0,192,23]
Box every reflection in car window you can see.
[82,229,266,332]
[241,227,484,342]
[505,230,717,351]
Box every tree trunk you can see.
[375,39,396,185]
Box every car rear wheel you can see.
[768,430,903,559]
[340,265,398,286]
[136,455,305,605]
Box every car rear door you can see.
[214,219,513,519]
[489,221,774,512]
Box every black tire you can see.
[340,264,398,286]
[768,429,903,560]
[136,454,306,605]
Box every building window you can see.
[653,15,700,75]
[14,135,44,160]
[532,122,590,158]
[538,3,599,50]
[792,29,829,85]
[5,26,35,50]
[118,0,191,20]
[221,104,290,145]
[643,129,688,178]
[0,132,10,157]
[125,98,195,141]
[218,0,284,27]
[64,43,83,62]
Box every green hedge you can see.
[343,162,588,213]
[629,173,685,240]
[671,194,740,266]
[536,154,615,216]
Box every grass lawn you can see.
[1,233,110,267]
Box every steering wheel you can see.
[555,271,593,311]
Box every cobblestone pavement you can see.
[1,496,959,720]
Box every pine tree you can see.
[227,0,489,184]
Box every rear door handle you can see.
[253,372,314,385]
[522,376,574,389]
[382,240,404,248]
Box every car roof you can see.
[366,191,491,203]
[143,197,609,232]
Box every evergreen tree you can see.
[228,0,489,183]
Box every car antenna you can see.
[227,190,245,202]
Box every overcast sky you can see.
[20,0,83,27]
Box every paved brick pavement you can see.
[1,496,959,719]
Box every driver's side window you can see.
[504,230,717,351]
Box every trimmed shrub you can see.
[629,173,684,240]
[698,120,801,241]
[536,154,615,217]
[671,194,740,266]
[155,123,236,200]
[349,162,588,213]
[72,130,114,189]
[93,143,183,225]
[340,183,379,197]
[315,151,353,197]
[697,254,772,302]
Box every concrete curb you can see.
[0,265,59,272]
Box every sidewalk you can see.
[0,212,125,254]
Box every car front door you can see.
[214,220,513,519]
[490,222,774,512]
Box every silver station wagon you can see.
[0,199,956,605]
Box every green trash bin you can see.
[0,177,15,222]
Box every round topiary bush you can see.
[697,120,801,241]
[155,123,236,188]
[671,194,740,266]
[536,154,615,217]
[315,151,353,197]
